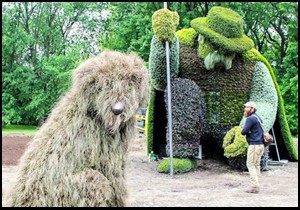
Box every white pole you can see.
[163,2,174,176]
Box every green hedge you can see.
[157,157,198,174]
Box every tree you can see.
[2,2,108,125]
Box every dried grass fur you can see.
[2,51,149,207]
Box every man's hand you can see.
[152,9,179,44]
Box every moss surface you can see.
[152,9,179,44]
[223,126,248,158]
[176,28,198,47]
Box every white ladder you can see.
[267,127,288,165]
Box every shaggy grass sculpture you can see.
[2,51,149,207]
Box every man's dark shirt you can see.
[241,112,264,145]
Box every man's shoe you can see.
[245,187,259,193]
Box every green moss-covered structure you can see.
[147,6,297,172]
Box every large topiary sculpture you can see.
[146,6,297,172]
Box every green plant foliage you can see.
[149,35,179,91]
[243,48,298,160]
[2,125,37,135]
[146,87,156,154]
[2,2,102,126]
[152,9,179,44]
[164,78,205,158]
[246,62,278,131]
[280,41,298,136]
[180,51,256,127]
[157,157,198,174]
[100,2,159,61]
[223,126,247,158]
[191,6,254,53]
[175,28,198,47]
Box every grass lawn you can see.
[2,124,37,136]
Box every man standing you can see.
[241,101,265,193]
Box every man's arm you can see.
[247,61,278,132]
[241,117,253,135]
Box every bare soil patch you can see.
[2,134,298,207]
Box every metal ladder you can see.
[267,127,288,165]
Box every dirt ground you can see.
[2,134,298,207]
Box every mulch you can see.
[2,136,33,165]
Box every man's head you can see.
[243,101,256,117]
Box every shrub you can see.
[157,158,198,174]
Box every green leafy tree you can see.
[2,2,107,126]
[99,2,163,61]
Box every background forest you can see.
[2,2,298,136]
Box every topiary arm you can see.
[149,36,180,91]
[240,61,278,132]
[149,9,180,91]
[242,49,297,160]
